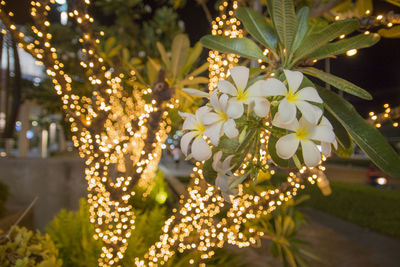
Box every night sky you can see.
[8,0,400,117]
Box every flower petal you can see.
[321,142,332,157]
[180,131,196,155]
[253,97,270,117]
[276,133,299,159]
[297,87,323,103]
[284,69,303,93]
[218,80,237,96]
[182,88,210,98]
[310,125,336,143]
[192,136,211,161]
[226,98,244,119]
[212,151,223,172]
[219,94,229,111]
[202,112,220,125]
[182,115,197,130]
[223,119,239,138]
[247,80,266,97]
[222,155,235,171]
[278,98,297,124]
[204,121,223,146]
[230,66,249,90]
[296,101,320,124]
[272,113,299,131]
[319,116,333,129]
[301,140,321,167]
[210,91,221,111]
[263,78,287,96]
[196,106,211,120]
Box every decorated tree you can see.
[1,0,399,267]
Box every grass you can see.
[301,181,400,240]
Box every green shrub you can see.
[46,199,101,267]
[0,226,62,267]
[302,181,400,240]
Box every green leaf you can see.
[200,35,268,60]
[355,0,373,17]
[385,0,400,7]
[187,62,209,78]
[146,58,160,85]
[181,41,203,76]
[300,67,372,100]
[203,157,217,184]
[325,109,354,158]
[272,0,297,54]
[235,7,277,50]
[171,34,190,79]
[308,33,380,60]
[317,86,400,178]
[291,6,309,54]
[156,42,171,70]
[378,25,400,38]
[176,77,209,87]
[293,19,359,65]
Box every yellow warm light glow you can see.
[346,49,357,56]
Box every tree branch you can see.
[310,0,346,18]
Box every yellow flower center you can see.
[218,111,228,122]
[236,88,248,102]
[285,90,298,103]
[295,126,310,141]
[195,122,206,135]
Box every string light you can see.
[207,1,242,91]
[368,103,399,128]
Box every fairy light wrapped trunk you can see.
[0,0,173,265]
[207,1,242,91]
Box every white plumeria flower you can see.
[273,116,336,167]
[319,117,338,157]
[179,106,212,161]
[201,91,239,146]
[265,69,323,124]
[212,151,238,202]
[217,66,271,118]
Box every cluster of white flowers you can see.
[179,66,337,200]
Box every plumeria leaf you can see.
[291,6,309,54]
[300,67,372,100]
[293,19,359,65]
[182,88,210,98]
[378,25,400,38]
[307,33,380,60]
[171,34,190,80]
[156,42,171,70]
[203,157,217,184]
[272,0,297,55]
[219,136,240,154]
[187,62,209,77]
[317,86,400,178]
[355,0,373,17]
[229,172,250,190]
[236,7,277,51]
[325,110,354,158]
[200,35,268,60]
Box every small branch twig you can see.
[196,0,212,23]
[310,0,346,18]
[5,197,38,240]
